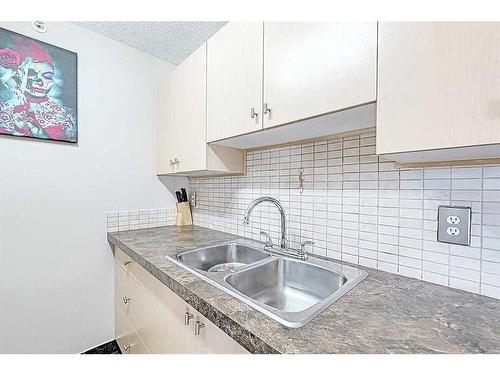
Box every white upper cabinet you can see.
[157,43,245,176]
[158,44,207,174]
[205,22,377,144]
[207,23,264,142]
[262,22,377,128]
[377,22,500,160]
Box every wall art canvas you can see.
[0,27,77,143]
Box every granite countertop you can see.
[107,225,500,354]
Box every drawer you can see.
[115,257,138,312]
[115,247,135,271]
[115,247,161,292]
[115,302,148,354]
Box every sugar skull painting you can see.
[0,28,77,143]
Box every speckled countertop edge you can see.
[107,226,500,354]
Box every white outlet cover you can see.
[437,206,471,246]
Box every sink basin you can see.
[174,243,270,272]
[225,258,347,313]
[167,239,367,328]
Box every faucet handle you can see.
[260,231,274,247]
[299,240,314,253]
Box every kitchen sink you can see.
[167,239,367,328]
[225,257,347,313]
[173,243,270,272]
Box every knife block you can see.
[176,202,193,226]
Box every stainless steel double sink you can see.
[167,240,367,328]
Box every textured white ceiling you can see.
[75,21,226,64]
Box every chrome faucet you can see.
[243,196,287,250]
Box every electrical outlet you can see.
[446,227,460,236]
[437,206,471,246]
[447,216,461,224]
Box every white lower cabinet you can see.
[114,247,248,354]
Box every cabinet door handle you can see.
[122,296,133,304]
[184,312,194,326]
[250,107,258,119]
[264,103,271,115]
[123,260,132,266]
[123,343,134,352]
[194,320,205,335]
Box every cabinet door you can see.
[263,22,377,128]
[377,22,500,155]
[207,22,264,142]
[152,286,195,354]
[152,279,248,354]
[194,314,249,354]
[115,301,134,353]
[157,43,207,174]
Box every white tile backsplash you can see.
[189,130,500,299]
[106,207,176,232]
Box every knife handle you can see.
[180,188,188,202]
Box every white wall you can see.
[0,22,177,353]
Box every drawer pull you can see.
[250,107,258,119]
[264,102,271,115]
[194,321,205,336]
[122,296,133,304]
[184,312,194,326]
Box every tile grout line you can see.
[420,168,424,280]
[397,165,401,274]
[480,165,484,294]
[376,143,380,270]
[356,134,361,265]
[448,166,452,287]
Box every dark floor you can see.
[83,340,121,354]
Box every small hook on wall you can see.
[298,168,305,194]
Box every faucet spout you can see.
[243,196,287,249]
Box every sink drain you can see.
[208,262,246,272]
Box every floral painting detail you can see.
[0,27,77,143]
[0,48,21,68]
